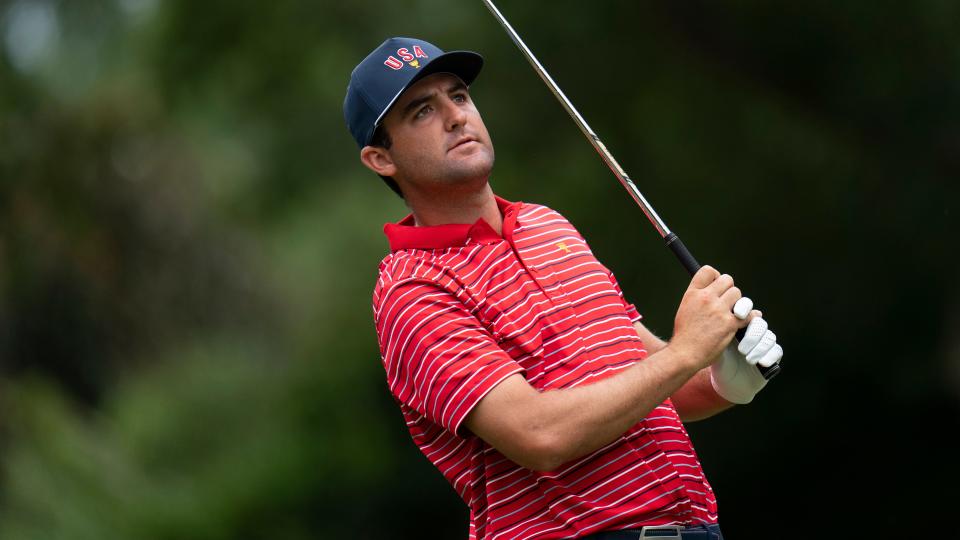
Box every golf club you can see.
[481,0,781,380]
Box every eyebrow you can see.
[400,81,468,119]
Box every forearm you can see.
[669,367,734,421]
[534,346,700,467]
[466,345,700,471]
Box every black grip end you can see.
[759,362,781,380]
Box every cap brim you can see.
[372,50,484,129]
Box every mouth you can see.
[448,136,478,152]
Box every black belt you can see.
[581,523,723,540]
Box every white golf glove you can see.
[710,299,784,404]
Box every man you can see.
[344,37,783,540]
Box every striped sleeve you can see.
[375,280,524,436]
[606,269,643,323]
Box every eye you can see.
[452,92,468,103]
[414,104,433,119]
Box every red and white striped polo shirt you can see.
[373,197,718,539]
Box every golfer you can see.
[344,37,783,540]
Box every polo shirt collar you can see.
[384,196,521,251]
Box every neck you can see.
[405,182,502,235]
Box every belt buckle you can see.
[638,525,682,540]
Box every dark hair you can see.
[370,125,403,198]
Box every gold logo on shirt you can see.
[556,242,571,254]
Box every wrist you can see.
[664,340,709,378]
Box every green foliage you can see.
[0,339,398,539]
[0,0,957,538]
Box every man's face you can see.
[374,72,494,192]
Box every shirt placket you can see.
[502,207,558,305]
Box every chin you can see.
[456,166,494,186]
[447,153,494,183]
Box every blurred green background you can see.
[1,0,958,538]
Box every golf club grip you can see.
[665,233,701,276]
[663,233,780,380]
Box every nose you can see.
[443,97,468,132]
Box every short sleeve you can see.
[606,270,643,323]
[375,280,524,436]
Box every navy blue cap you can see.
[344,37,483,148]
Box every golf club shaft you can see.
[481,0,780,380]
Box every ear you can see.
[360,145,398,177]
